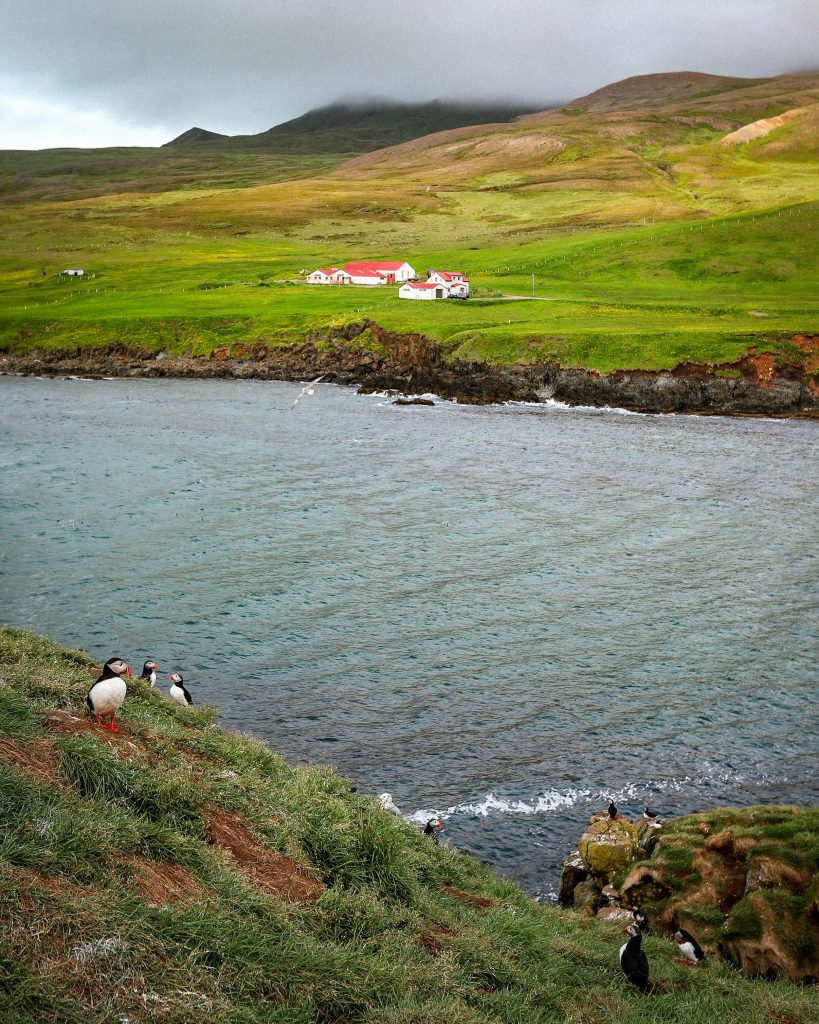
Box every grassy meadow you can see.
[3,626,819,1023]
[0,71,817,372]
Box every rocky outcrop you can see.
[562,806,819,985]
[2,325,818,418]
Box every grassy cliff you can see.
[1,626,818,1023]
[0,71,817,375]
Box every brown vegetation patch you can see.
[12,865,95,902]
[129,857,203,907]
[0,733,60,784]
[442,885,493,909]
[41,709,141,755]
[418,923,456,956]
[205,805,323,903]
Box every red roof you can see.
[342,260,408,275]
[432,270,468,281]
[315,267,339,275]
[403,281,441,290]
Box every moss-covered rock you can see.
[578,817,639,875]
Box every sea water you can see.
[1,375,817,897]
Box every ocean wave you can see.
[407,768,752,824]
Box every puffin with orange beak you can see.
[86,657,131,732]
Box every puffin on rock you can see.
[168,673,193,706]
[139,660,159,687]
[608,800,618,820]
[674,927,705,965]
[619,923,650,991]
[86,657,131,732]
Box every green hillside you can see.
[166,100,543,153]
[0,71,817,374]
[2,627,819,1024]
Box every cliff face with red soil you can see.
[2,323,817,419]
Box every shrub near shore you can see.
[2,626,819,1022]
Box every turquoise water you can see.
[1,374,817,897]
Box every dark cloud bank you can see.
[1,0,818,147]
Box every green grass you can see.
[0,72,817,373]
[2,626,819,1023]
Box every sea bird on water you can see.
[290,375,326,410]
[86,657,131,732]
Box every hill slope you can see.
[164,99,543,154]
[2,627,819,1023]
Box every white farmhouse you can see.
[61,268,85,277]
[398,281,448,300]
[428,270,469,297]
[306,267,353,285]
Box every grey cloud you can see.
[2,0,818,142]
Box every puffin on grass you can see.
[168,673,193,706]
[86,657,131,732]
[139,660,158,687]
[423,818,444,844]
[620,923,650,991]
[674,927,705,965]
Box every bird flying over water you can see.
[290,375,326,410]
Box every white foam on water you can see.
[408,766,752,824]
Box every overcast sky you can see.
[2,0,817,150]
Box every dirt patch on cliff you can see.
[0,734,60,784]
[443,885,493,910]
[205,805,323,903]
[418,923,456,955]
[129,857,203,907]
[42,709,143,756]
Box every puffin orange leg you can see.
[108,715,119,733]
[95,713,104,728]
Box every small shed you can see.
[61,268,85,277]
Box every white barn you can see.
[398,281,448,301]
[342,260,416,285]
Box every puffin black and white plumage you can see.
[423,818,444,844]
[86,657,131,732]
[632,906,650,934]
[168,673,193,706]
[619,923,650,991]
[139,660,158,687]
[608,800,618,820]
[643,804,659,819]
[674,927,705,965]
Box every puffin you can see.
[86,657,132,732]
[632,906,650,934]
[139,660,159,687]
[643,804,659,819]
[620,923,650,991]
[378,793,402,816]
[168,673,193,706]
[423,818,444,844]
[674,927,706,965]
[608,800,618,820]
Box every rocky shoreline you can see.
[2,321,818,419]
